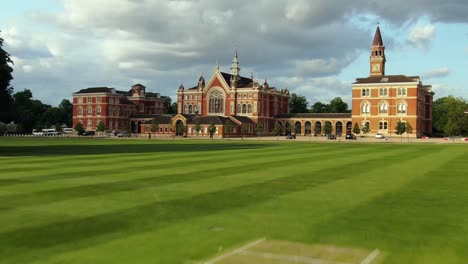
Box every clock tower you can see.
[370,24,386,76]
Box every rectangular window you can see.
[87,97,92,103]
[78,97,83,104]
[379,88,388,97]
[97,97,102,103]
[362,89,370,97]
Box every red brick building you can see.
[158,50,291,136]
[351,25,433,137]
[72,84,168,132]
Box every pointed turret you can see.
[372,25,384,47]
[230,49,240,89]
[198,72,205,91]
[230,49,240,76]
[370,24,386,76]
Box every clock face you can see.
[372,64,380,72]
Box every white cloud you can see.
[4,0,468,106]
[421,67,450,79]
[408,24,436,50]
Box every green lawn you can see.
[0,138,467,264]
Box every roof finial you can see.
[216,57,219,71]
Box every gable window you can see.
[208,89,225,114]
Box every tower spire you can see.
[370,24,386,76]
[231,49,240,76]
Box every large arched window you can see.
[242,104,247,114]
[237,104,241,113]
[397,102,407,114]
[361,103,370,114]
[379,102,388,114]
[248,104,252,114]
[208,89,224,114]
[188,105,193,114]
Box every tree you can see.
[208,122,216,140]
[74,122,84,135]
[310,102,330,113]
[58,99,73,127]
[96,121,106,134]
[361,122,370,137]
[0,31,14,123]
[193,121,201,136]
[352,122,361,135]
[289,93,309,113]
[0,122,6,136]
[329,97,349,113]
[324,121,333,136]
[433,96,468,136]
[150,119,159,138]
[406,122,413,142]
[273,122,282,140]
[395,120,406,142]
[256,122,264,137]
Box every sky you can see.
[1,0,467,106]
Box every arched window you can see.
[242,104,247,114]
[397,102,407,114]
[379,103,388,114]
[208,89,224,114]
[78,107,83,116]
[96,106,101,115]
[361,103,370,114]
[87,106,92,115]
[237,104,241,113]
[184,105,188,114]
[188,105,193,114]
[248,104,252,113]
[194,105,198,114]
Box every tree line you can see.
[1,32,466,136]
[289,93,350,113]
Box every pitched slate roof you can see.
[187,115,231,125]
[220,72,253,88]
[353,75,420,84]
[275,113,351,119]
[73,87,119,94]
[230,116,256,124]
[141,115,176,124]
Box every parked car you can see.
[345,134,356,140]
[82,131,95,136]
[375,133,385,139]
[286,133,296,139]
[63,128,74,134]
[117,131,131,137]
[32,129,43,136]
[107,131,118,136]
[327,134,337,140]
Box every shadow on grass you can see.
[0,142,271,157]
[0,146,363,210]
[0,148,430,263]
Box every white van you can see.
[63,128,74,134]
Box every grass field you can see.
[0,138,467,264]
